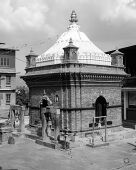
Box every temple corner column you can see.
[124,91,128,120]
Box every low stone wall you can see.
[0,126,12,143]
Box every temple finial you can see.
[30,47,33,53]
[29,47,36,55]
[69,10,78,23]
[115,46,118,51]
[43,89,47,96]
[69,38,73,45]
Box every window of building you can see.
[6,93,11,105]
[6,76,11,86]
[0,57,10,66]
[55,95,59,102]
[7,58,9,66]
[4,58,6,66]
[1,58,3,66]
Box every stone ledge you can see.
[127,141,136,147]
[25,134,39,140]
[86,142,109,148]
[35,139,56,149]
[12,132,22,138]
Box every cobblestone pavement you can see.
[0,137,136,170]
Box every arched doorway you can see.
[95,96,107,121]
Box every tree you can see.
[16,86,29,106]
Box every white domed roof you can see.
[36,11,111,66]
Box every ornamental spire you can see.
[69,38,73,45]
[30,47,33,54]
[69,10,78,23]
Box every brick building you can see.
[107,46,136,128]
[22,11,128,132]
[0,45,17,116]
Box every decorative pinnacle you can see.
[69,10,78,23]
[29,47,36,55]
[30,47,33,54]
[69,38,73,45]
[43,89,46,95]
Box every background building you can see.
[106,45,136,77]
[0,45,16,117]
[107,46,136,128]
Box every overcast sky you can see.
[0,0,136,74]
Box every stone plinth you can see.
[86,142,109,148]
[0,126,12,144]
[86,133,109,148]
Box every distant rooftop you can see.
[0,43,19,51]
[106,45,136,54]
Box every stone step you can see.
[35,139,56,149]
[85,128,136,142]
[107,129,136,142]
[25,133,39,140]
[123,121,136,129]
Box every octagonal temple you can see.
[22,11,128,132]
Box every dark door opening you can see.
[95,96,107,122]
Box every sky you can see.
[0,0,136,74]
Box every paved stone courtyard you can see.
[1,136,136,170]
